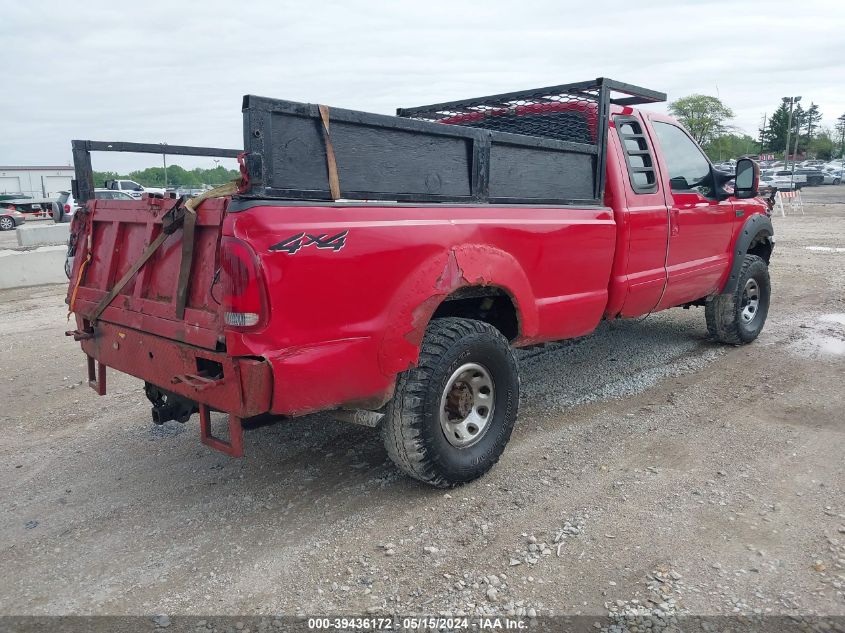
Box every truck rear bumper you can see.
[77,320,273,419]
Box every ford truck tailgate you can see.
[69,195,227,350]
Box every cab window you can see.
[615,117,657,194]
[651,121,715,198]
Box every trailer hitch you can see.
[144,383,243,456]
[145,383,197,424]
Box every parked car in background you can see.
[56,191,75,220]
[0,199,52,214]
[800,160,825,168]
[103,179,167,199]
[0,194,30,203]
[794,168,825,186]
[758,170,776,184]
[0,207,26,231]
[771,168,824,187]
[821,167,842,185]
[56,189,136,222]
[768,171,807,190]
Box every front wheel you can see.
[706,254,771,345]
[382,317,520,487]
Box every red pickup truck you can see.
[66,79,773,487]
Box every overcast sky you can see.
[3,0,844,172]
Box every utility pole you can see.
[782,95,801,169]
[759,112,767,156]
[161,143,168,188]
[839,114,845,159]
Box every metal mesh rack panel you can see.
[398,84,601,145]
[397,78,665,144]
[397,79,666,202]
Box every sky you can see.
[3,0,844,173]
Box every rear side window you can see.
[615,117,657,194]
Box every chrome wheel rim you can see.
[439,362,494,448]
[0,218,13,230]
[740,278,760,324]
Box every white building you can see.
[0,166,74,199]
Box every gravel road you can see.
[1,188,843,622]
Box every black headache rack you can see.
[240,78,665,205]
[71,79,665,207]
[71,141,242,204]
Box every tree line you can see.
[92,164,241,189]
[668,94,845,161]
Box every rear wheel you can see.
[382,317,519,487]
[706,254,770,345]
[0,217,14,231]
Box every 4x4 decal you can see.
[269,231,348,255]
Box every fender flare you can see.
[721,214,774,295]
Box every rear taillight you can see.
[219,237,268,330]
[64,204,71,213]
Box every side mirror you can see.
[734,158,759,199]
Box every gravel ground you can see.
[0,187,843,620]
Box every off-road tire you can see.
[706,254,770,345]
[382,317,519,487]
